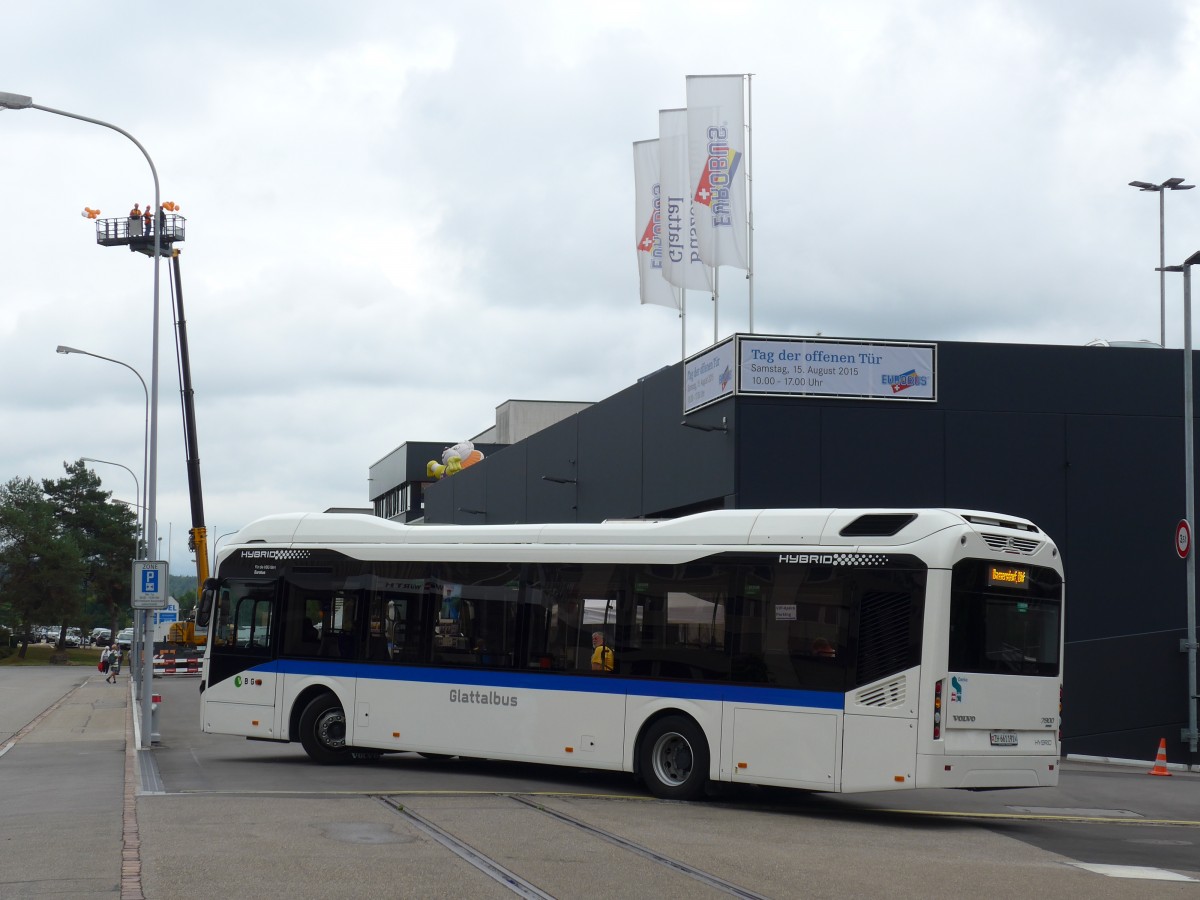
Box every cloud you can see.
[1,0,1198,569]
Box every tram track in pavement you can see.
[376,793,772,900]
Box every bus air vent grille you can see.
[839,513,917,537]
[980,533,1042,555]
[855,590,916,684]
[853,676,906,708]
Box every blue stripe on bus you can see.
[253,659,845,711]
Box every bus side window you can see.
[365,595,390,661]
[315,591,358,659]
[232,593,273,650]
[281,591,323,657]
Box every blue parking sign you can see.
[132,560,169,609]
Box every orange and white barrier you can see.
[152,654,203,676]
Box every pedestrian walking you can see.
[99,645,111,679]
[107,647,122,683]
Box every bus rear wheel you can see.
[299,694,349,764]
[638,715,709,801]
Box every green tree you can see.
[42,460,138,649]
[0,477,87,659]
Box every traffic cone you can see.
[1148,738,1172,776]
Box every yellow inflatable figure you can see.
[426,441,485,480]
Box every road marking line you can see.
[1070,863,1198,882]
[884,808,1200,828]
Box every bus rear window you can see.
[949,560,1061,677]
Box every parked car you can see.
[116,628,135,650]
[63,628,82,648]
[91,628,112,647]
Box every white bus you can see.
[197,508,1063,800]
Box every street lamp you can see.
[79,457,140,562]
[1130,177,1194,348]
[58,346,148,560]
[5,91,163,749]
[1157,248,1200,755]
[213,530,238,560]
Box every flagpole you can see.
[680,287,686,360]
[713,268,719,345]
[746,73,755,333]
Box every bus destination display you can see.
[987,566,1029,589]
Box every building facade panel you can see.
[943,411,1068,538]
[577,386,643,521]
[409,338,1198,765]
[524,417,581,523]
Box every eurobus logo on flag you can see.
[636,184,664,272]
[693,143,742,212]
[637,214,657,254]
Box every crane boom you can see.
[170,250,209,587]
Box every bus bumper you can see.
[915,752,1060,789]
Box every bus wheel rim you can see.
[652,732,693,786]
[315,709,346,749]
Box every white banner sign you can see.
[686,74,748,269]
[632,139,678,309]
[658,108,712,292]
[683,338,735,412]
[737,336,937,401]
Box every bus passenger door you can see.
[202,580,282,740]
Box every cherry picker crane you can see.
[94,208,207,649]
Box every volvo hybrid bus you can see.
[196,508,1063,800]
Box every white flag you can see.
[686,74,748,269]
[632,139,678,309]
[658,109,713,292]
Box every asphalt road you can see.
[4,667,1198,899]
[143,674,1200,897]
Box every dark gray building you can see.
[372,337,1198,768]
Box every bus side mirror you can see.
[196,578,220,627]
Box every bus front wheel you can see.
[299,694,348,764]
[638,715,709,801]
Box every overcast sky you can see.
[2,0,1198,573]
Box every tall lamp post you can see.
[58,346,148,560]
[4,91,163,749]
[213,530,237,562]
[1158,249,1200,755]
[1130,177,1194,348]
[79,457,141,563]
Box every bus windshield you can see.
[948,559,1061,677]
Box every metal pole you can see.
[57,347,148,563]
[1161,190,1167,350]
[713,268,719,345]
[679,287,686,361]
[746,73,754,334]
[1185,263,1199,753]
[79,457,139,562]
[29,102,161,749]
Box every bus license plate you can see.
[990,732,1018,746]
